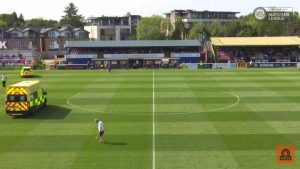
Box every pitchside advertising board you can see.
[252,63,297,68]
[0,40,33,50]
[0,41,7,49]
[253,7,293,21]
[66,54,97,59]
[66,54,98,64]
[104,54,164,59]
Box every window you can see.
[11,33,18,39]
[123,19,129,25]
[50,41,54,49]
[78,32,85,38]
[48,31,55,38]
[30,94,34,101]
[120,29,130,35]
[64,31,71,38]
[30,92,38,101]
[7,95,27,102]
[105,29,115,35]
[101,29,105,36]
[49,41,58,49]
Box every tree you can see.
[11,12,18,21]
[161,18,172,39]
[0,12,22,27]
[60,2,84,27]
[208,21,221,37]
[136,15,165,40]
[188,22,204,39]
[237,14,258,36]
[18,13,24,23]
[171,17,188,40]
[222,21,241,37]
[290,12,300,34]
[25,18,59,28]
[0,19,7,27]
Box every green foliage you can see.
[0,19,7,27]
[222,21,241,37]
[171,17,189,40]
[60,2,84,27]
[0,12,25,27]
[237,15,258,36]
[189,22,204,39]
[25,18,59,28]
[161,18,173,40]
[136,15,165,40]
[208,21,221,37]
[18,13,24,23]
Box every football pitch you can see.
[0,69,300,169]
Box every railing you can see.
[198,62,300,69]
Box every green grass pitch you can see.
[0,69,300,169]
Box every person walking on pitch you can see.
[95,119,105,143]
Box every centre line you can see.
[152,70,156,169]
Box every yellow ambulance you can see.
[5,80,47,117]
[20,66,33,77]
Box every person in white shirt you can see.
[95,119,105,143]
[2,73,6,88]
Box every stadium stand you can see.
[210,36,300,68]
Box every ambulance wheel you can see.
[30,107,36,116]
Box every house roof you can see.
[6,27,23,33]
[66,40,200,48]
[73,28,89,32]
[40,28,57,34]
[211,36,300,46]
[23,28,39,33]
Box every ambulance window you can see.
[30,92,38,100]
[19,95,26,102]
[33,92,38,99]
[8,95,16,102]
[30,94,34,100]
[7,95,27,102]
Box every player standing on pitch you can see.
[95,119,105,143]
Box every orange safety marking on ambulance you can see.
[7,87,27,95]
[6,102,28,111]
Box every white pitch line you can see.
[156,92,240,115]
[152,70,156,169]
[66,92,240,116]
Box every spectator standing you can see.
[2,73,7,88]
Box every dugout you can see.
[65,40,201,69]
[210,36,300,68]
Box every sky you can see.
[0,0,299,20]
